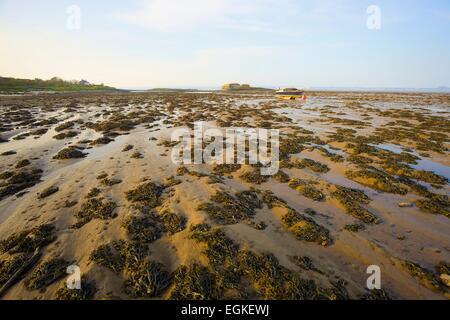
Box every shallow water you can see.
[373,143,450,181]
[412,159,450,181]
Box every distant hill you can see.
[0,76,117,93]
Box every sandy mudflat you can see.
[0,91,449,300]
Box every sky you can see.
[0,0,450,89]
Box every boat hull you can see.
[276,94,306,100]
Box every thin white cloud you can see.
[113,0,294,33]
[114,0,227,30]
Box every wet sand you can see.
[0,91,449,300]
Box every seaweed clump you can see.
[123,211,186,243]
[261,190,288,209]
[238,250,348,300]
[293,158,330,173]
[25,257,70,291]
[344,222,366,232]
[55,121,75,132]
[53,131,78,140]
[0,254,29,287]
[360,289,392,300]
[53,147,87,160]
[90,136,114,145]
[189,223,242,297]
[212,164,241,176]
[281,209,332,246]
[86,187,101,198]
[415,195,449,218]
[74,198,117,228]
[239,168,270,184]
[288,179,325,202]
[89,241,170,298]
[90,242,127,273]
[401,260,442,292]
[190,224,239,267]
[160,211,187,235]
[131,151,143,159]
[198,190,262,225]
[169,263,220,300]
[16,159,31,169]
[290,256,322,274]
[0,224,56,254]
[125,260,170,298]
[125,182,165,208]
[123,215,163,243]
[332,186,380,224]
[54,277,97,300]
[100,178,122,187]
[0,168,43,200]
[90,241,148,274]
[346,168,407,195]
[122,144,134,152]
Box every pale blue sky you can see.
[1,0,449,89]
